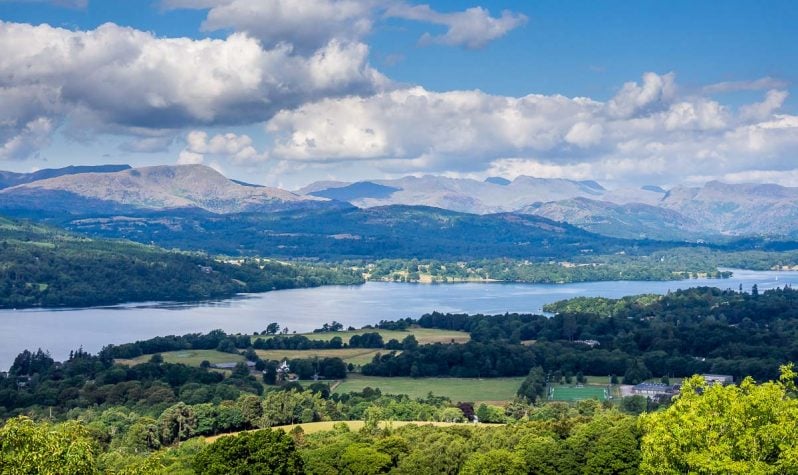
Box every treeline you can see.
[363,286,798,382]
[0,338,350,418]
[0,217,363,308]
[359,253,731,284]
[5,369,798,474]
[109,330,402,360]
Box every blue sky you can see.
[1,0,796,189]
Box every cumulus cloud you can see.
[178,130,268,165]
[163,0,526,51]
[386,4,527,49]
[264,72,798,186]
[0,118,54,161]
[739,89,789,121]
[606,72,677,118]
[0,20,385,159]
[163,0,376,53]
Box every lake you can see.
[0,268,796,369]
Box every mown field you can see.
[115,349,244,367]
[549,385,609,402]
[255,327,470,345]
[333,374,525,403]
[255,348,383,366]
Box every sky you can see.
[0,0,796,190]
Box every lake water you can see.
[0,268,796,370]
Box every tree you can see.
[339,444,392,475]
[639,365,798,474]
[192,429,303,475]
[158,402,198,445]
[620,395,647,415]
[518,366,546,403]
[0,417,97,474]
[460,449,525,475]
[623,359,651,385]
[266,323,281,335]
[517,435,561,475]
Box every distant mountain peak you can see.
[485,176,511,186]
[641,185,666,193]
[0,164,324,215]
[578,180,605,191]
[0,164,131,189]
[309,182,400,202]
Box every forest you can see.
[363,286,798,382]
[2,365,797,473]
[2,286,798,472]
[0,217,362,308]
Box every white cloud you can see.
[565,122,603,148]
[0,118,54,161]
[179,130,268,165]
[264,72,798,186]
[163,0,526,51]
[386,4,527,49]
[702,76,789,94]
[739,89,789,121]
[0,20,385,159]
[607,72,677,118]
[198,0,374,53]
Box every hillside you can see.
[0,164,131,189]
[59,205,664,260]
[0,165,326,215]
[519,197,703,240]
[0,217,362,308]
[302,175,798,238]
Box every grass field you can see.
[333,374,524,403]
[255,348,382,366]
[549,385,608,402]
[255,327,470,345]
[203,420,490,443]
[115,349,244,367]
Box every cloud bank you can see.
[265,73,797,186]
[0,20,385,159]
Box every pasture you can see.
[255,327,470,345]
[255,348,382,366]
[115,349,244,367]
[333,374,524,403]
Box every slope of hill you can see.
[0,164,131,189]
[61,204,668,260]
[301,175,798,238]
[519,197,703,241]
[0,216,362,308]
[660,181,798,236]
[0,165,325,215]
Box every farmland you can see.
[255,327,470,345]
[332,374,525,403]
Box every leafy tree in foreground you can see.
[639,364,798,474]
[192,429,303,475]
[0,416,97,475]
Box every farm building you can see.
[702,374,733,385]
[632,382,679,398]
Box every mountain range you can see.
[1,164,797,243]
[0,164,323,215]
[301,175,798,239]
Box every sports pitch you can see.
[549,385,608,401]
